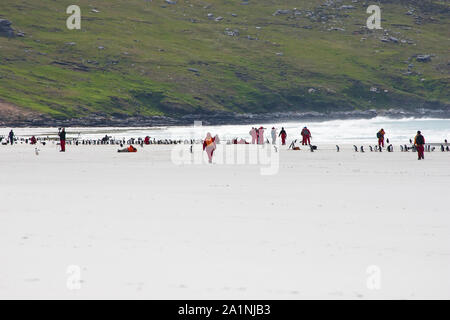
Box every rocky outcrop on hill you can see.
[0,19,15,37]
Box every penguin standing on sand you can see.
[369,145,373,152]
[360,146,365,153]
[353,145,358,152]
[400,145,404,152]
[336,145,340,152]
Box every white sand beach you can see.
[0,142,449,299]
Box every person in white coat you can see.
[249,127,257,144]
[271,127,277,144]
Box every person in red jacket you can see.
[30,136,37,145]
[117,145,137,153]
[301,127,311,145]
[203,132,216,163]
[414,131,425,160]
[377,129,386,147]
[279,127,287,145]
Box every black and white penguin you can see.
[353,145,358,152]
[369,145,373,152]
[400,145,404,152]
[288,140,297,150]
[360,146,365,153]
[336,145,340,152]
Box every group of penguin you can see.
[4,135,450,154]
[346,145,394,153]
[341,144,449,153]
[1,136,197,148]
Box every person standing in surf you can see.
[279,127,287,145]
[377,129,386,147]
[58,128,66,152]
[414,131,425,160]
[203,132,216,164]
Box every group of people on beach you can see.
[249,127,265,144]
[247,127,290,145]
[376,128,426,160]
[0,125,435,162]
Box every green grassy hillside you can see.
[0,0,449,120]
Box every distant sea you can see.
[5,117,450,144]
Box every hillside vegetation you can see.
[0,0,449,122]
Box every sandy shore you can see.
[0,143,449,299]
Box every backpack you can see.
[376,132,382,139]
[416,135,424,145]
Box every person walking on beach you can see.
[279,127,287,145]
[271,127,277,144]
[8,130,14,145]
[377,129,385,147]
[258,126,265,145]
[58,128,66,152]
[414,131,425,160]
[203,132,216,164]
[249,127,257,144]
[301,127,311,145]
